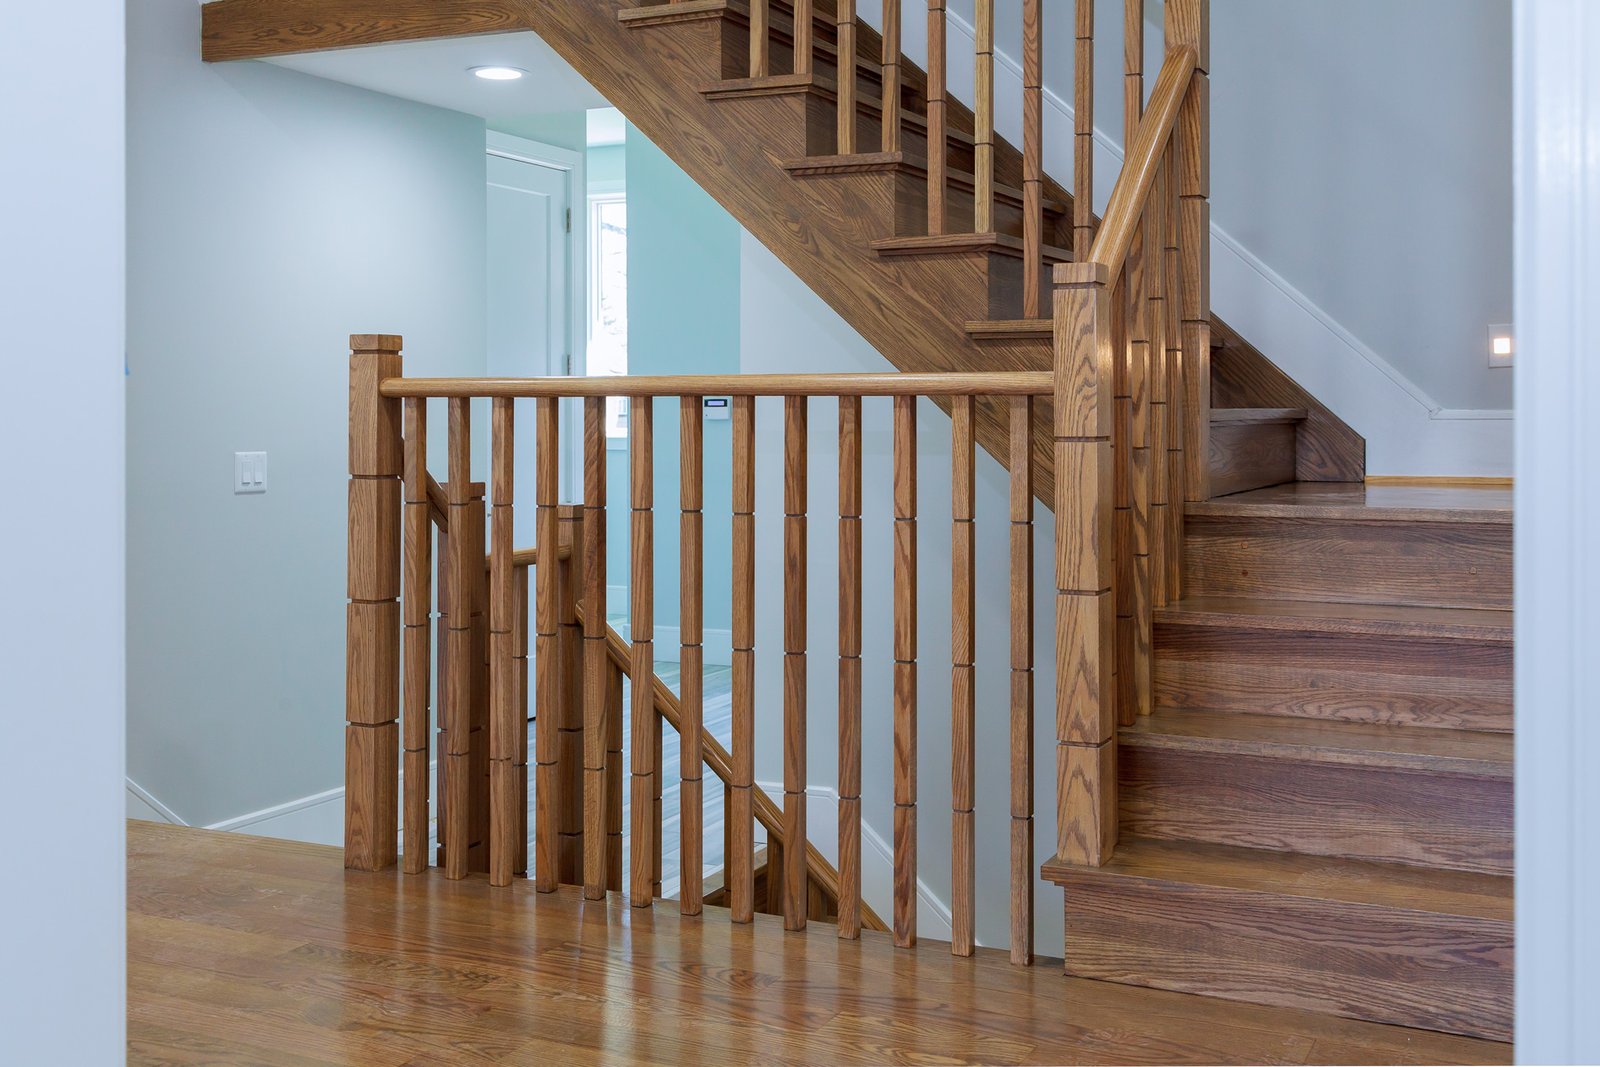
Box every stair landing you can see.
[128,822,1509,1065]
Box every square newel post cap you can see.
[350,334,404,354]
[1053,262,1112,288]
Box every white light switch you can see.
[234,452,268,494]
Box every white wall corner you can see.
[942,8,1513,477]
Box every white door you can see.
[486,137,584,504]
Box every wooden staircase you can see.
[1047,484,1514,1041]
[201,0,1511,1050]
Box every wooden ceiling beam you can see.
[201,0,529,62]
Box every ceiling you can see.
[267,32,612,131]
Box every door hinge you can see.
[564,353,573,376]
[565,208,572,234]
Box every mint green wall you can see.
[588,144,625,191]
[609,124,740,640]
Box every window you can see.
[588,193,628,438]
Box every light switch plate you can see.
[234,451,268,494]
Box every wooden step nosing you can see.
[1187,501,1514,526]
[783,153,1068,216]
[619,0,741,28]
[1118,720,1513,780]
[1043,841,1514,922]
[1210,407,1308,426]
[871,232,1074,262]
[1153,600,1514,643]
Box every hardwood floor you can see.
[128,822,1510,1066]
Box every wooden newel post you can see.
[346,334,404,871]
[1052,267,1117,866]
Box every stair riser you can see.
[1184,516,1512,609]
[1208,421,1296,496]
[1120,747,1512,875]
[1061,874,1512,1041]
[1154,625,1513,732]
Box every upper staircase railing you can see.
[341,0,1210,960]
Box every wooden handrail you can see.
[381,372,1053,399]
[1079,44,1196,276]
[573,601,891,935]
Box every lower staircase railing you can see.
[345,360,1047,962]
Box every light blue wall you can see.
[126,0,488,826]
[609,124,741,640]
[588,143,626,191]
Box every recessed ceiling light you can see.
[470,66,527,81]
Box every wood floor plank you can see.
[128,822,1509,1065]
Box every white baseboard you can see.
[757,780,955,942]
[205,786,345,846]
[126,778,184,825]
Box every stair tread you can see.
[1046,837,1512,922]
[1190,482,1513,524]
[965,318,1051,341]
[872,231,1074,261]
[1121,708,1512,779]
[784,153,1069,216]
[1155,595,1514,642]
[1211,407,1306,424]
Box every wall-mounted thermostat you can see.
[704,397,732,421]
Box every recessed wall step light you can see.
[470,66,527,81]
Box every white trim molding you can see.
[1513,1,1600,1061]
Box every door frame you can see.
[487,131,587,493]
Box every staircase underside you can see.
[200,0,1367,502]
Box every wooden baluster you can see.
[435,515,451,871]
[401,397,430,874]
[468,491,490,876]
[1148,152,1172,610]
[892,394,918,947]
[534,398,561,891]
[729,396,757,922]
[440,399,474,880]
[837,395,864,940]
[582,398,609,899]
[751,0,769,78]
[926,0,947,236]
[837,0,858,154]
[882,0,902,153]
[1054,263,1117,866]
[973,0,995,233]
[783,396,809,931]
[653,704,664,898]
[346,334,402,872]
[1008,396,1036,964]
[1170,0,1212,501]
[1022,0,1045,318]
[629,397,656,906]
[1073,0,1096,256]
[1124,0,1153,723]
[556,506,585,884]
[1125,0,1144,147]
[1163,149,1186,597]
[950,396,975,958]
[514,563,530,877]
[794,0,813,76]
[489,398,517,886]
[606,657,625,892]
[680,396,705,916]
